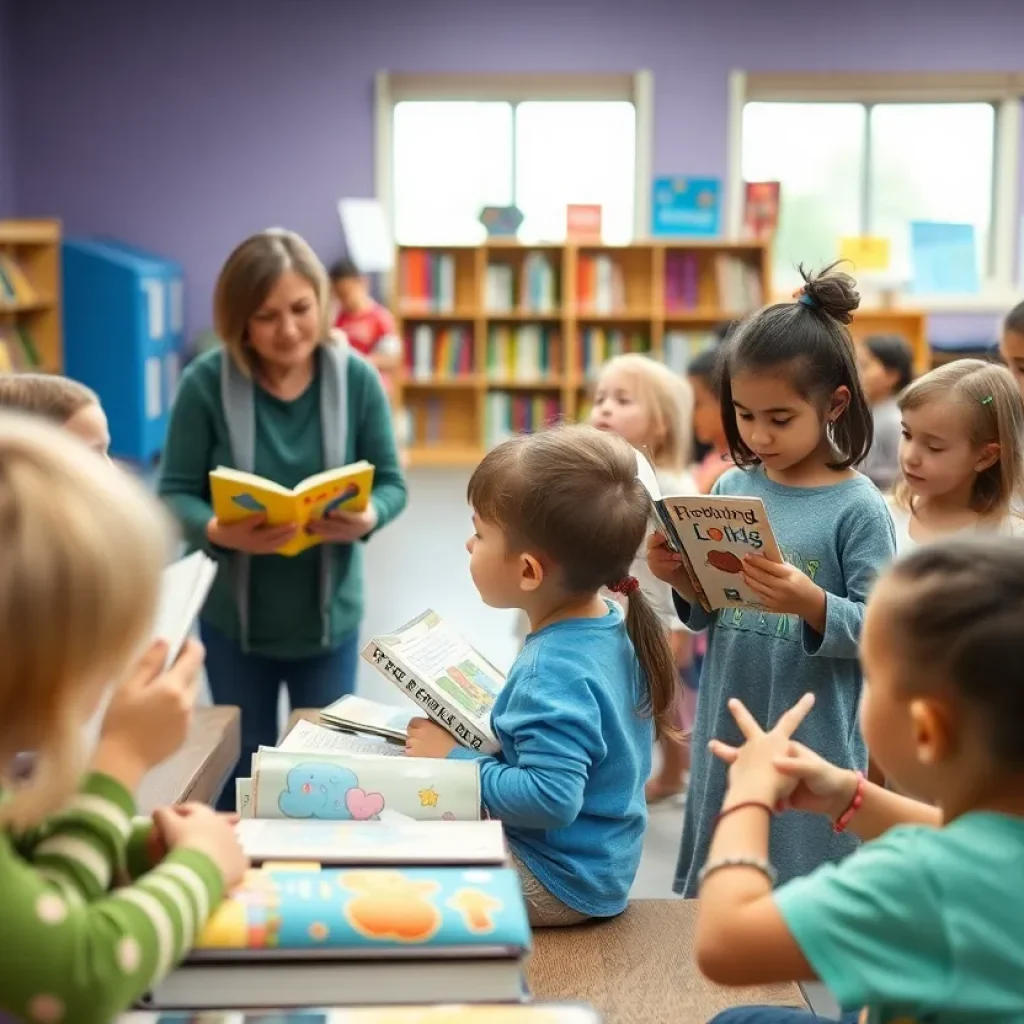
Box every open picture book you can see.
[361,611,505,754]
[209,461,375,557]
[320,694,426,743]
[635,449,783,612]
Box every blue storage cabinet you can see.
[63,239,185,463]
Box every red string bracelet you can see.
[714,801,773,828]
[609,576,640,596]
[833,770,865,833]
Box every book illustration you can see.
[322,482,361,517]
[193,866,529,955]
[252,750,482,822]
[232,492,267,514]
[363,611,505,753]
[236,819,506,866]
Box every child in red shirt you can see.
[329,258,403,398]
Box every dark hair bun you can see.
[798,261,860,326]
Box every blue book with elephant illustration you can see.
[249,749,482,822]
[192,865,531,958]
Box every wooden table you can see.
[528,900,804,1023]
[136,706,240,812]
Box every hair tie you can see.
[798,292,818,309]
[609,576,640,596]
[981,395,994,406]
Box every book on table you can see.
[123,1005,601,1022]
[235,818,508,867]
[361,611,506,754]
[208,461,375,557]
[138,864,531,1009]
[244,747,482,822]
[279,718,405,758]
[635,448,784,612]
[319,694,426,742]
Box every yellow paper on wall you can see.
[839,237,890,271]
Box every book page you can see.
[387,613,505,727]
[279,719,403,757]
[151,552,218,670]
[321,694,425,738]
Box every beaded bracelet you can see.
[697,854,778,889]
[833,770,865,833]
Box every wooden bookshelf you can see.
[0,219,62,374]
[848,308,929,376]
[393,240,771,468]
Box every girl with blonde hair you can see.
[158,229,408,809]
[588,352,698,802]
[889,358,1024,553]
[0,372,110,456]
[0,413,246,1021]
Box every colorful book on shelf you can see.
[635,448,783,612]
[714,255,763,314]
[662,331,717,374]
[363,611,505,753]
[485,393,561,449]
[486,325,561,382]
[124,1004,599,1023]
[578,327,648,379]
[400,250,456,313]
[0,253,37,303]
[249,747,482,822]
[575,254,625,314]
[235,818,508,866]
[320,694,425,742]
[208,461,374,557]
[664,251,702,311]
[280,718,405,758]
[406,324,473,380]
[140,866,530,1010]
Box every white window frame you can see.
[374,71,654,247]
[726,71,1023,311]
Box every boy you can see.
[999,299,1024,397]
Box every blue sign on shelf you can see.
[651,177,721,238]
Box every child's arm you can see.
[1,787,226,1024]
[446,671,603,830]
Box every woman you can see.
[159,229,407,808]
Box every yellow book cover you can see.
[0,254,37,303]
[209,460,375,557]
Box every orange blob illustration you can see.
[706,549,743,574]
[341,870,442,943]
[446,888,503,933]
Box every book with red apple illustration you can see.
[635,449,783,612]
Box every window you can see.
[390,96,637,246]
[741,100,998,290]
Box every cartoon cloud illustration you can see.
[278,763,385,820]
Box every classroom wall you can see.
[0,0,15,216]
[6,0,1024,339]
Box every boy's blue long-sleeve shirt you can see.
[449,604,652,917]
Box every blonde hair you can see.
[597,353,693,473]
[0,413,171,829]
[0,373,99,422]
[893,359,1024,517]
[213,228,333,375]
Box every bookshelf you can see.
[0,219,62,374]
[848,309,929,376]
[394,240,771,468]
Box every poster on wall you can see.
[337,198,394,274]
[650,177,721,238]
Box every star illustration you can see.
[418,786,440,808]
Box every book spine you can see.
[656,499,712,613]
[362,641,498,753]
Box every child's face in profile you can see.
[466,511,530,609]
[856,347,899,405]
[64,401,111,460]
[999,328,1024,398]
[690,374,724,448]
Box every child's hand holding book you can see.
[646,531,699,603]
[405,718,458,759]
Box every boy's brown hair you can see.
[0,373,98,423]
[468,423,678,739]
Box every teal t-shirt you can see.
[158,347,407,658]
[775,812,1024,1022]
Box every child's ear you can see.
[827,385,851,422]
[909,697,954,765]
[974,441,1000,473]
[519,552,544,593]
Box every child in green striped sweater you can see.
[0,412,247,1024]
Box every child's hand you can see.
[405,719,458,759]
[742,554,825,622]
[206,513,298,554]
[710,729,858,821]
[646,532,696,599]
[146,804,241,867]
[153,803,248,888]
[714,694,816,806]
[94,639,204,790]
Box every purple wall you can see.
[7,0,1024,338]
[0,0,15,215]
